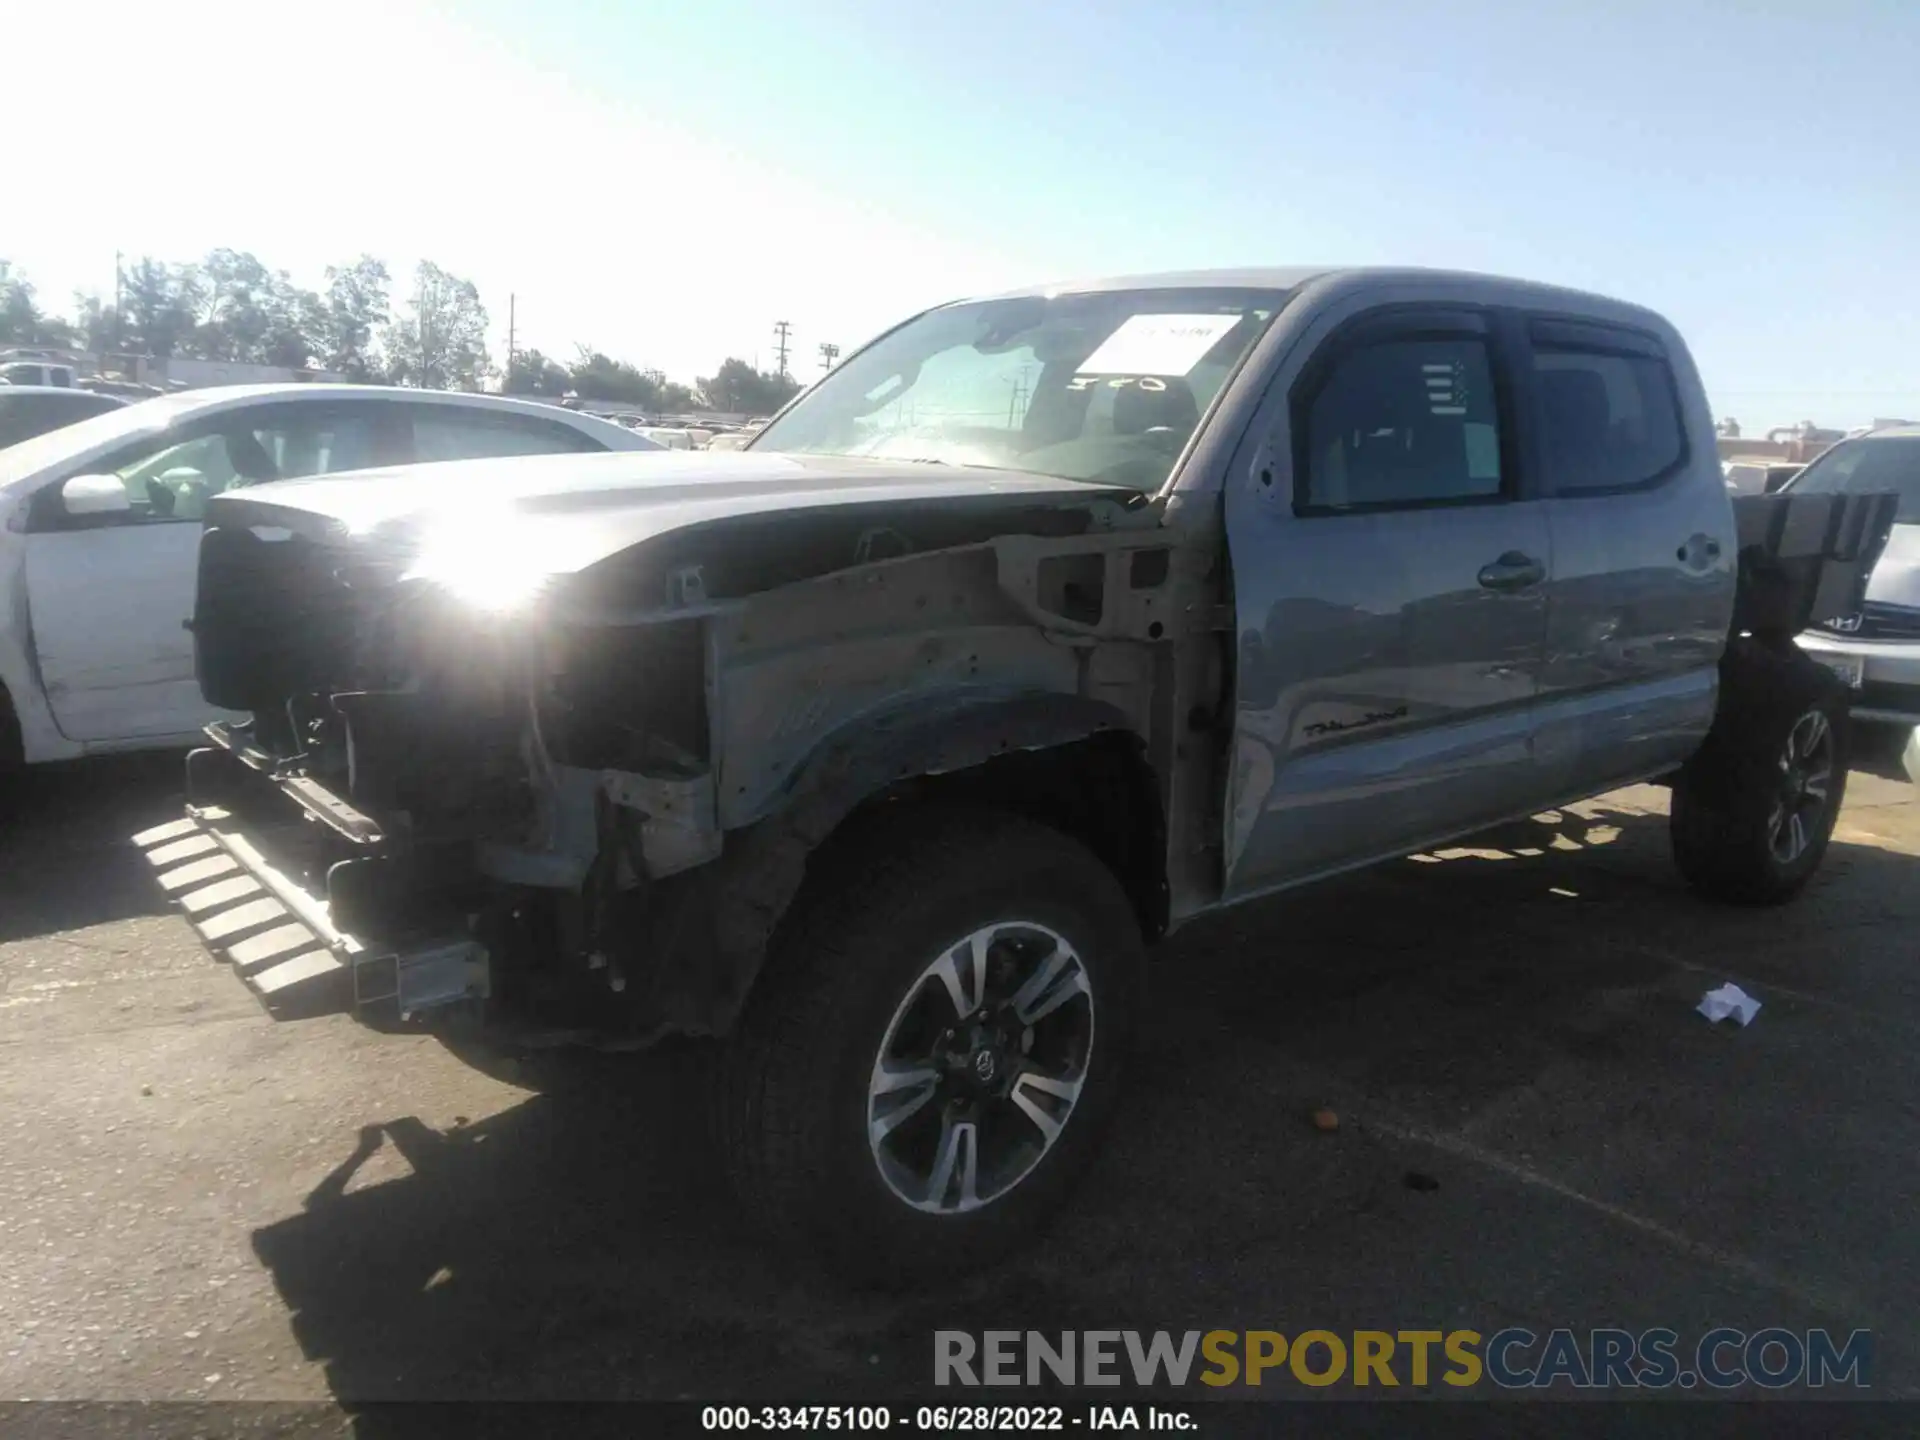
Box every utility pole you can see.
[818,341,839,372]
[417,268,430,389]
[772,320,792,378]
[506,293,516,385]
[112,251,124,354]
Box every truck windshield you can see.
[1787,434,1920,523]
[752,287,1290,492]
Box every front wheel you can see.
[713,808,1145,1284]
[1671,644,1850,906]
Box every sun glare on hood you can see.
[401,510,558,612]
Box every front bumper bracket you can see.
[135,749,489,1024]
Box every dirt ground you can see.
[4,739,1919,1411]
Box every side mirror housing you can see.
[59,473,132,517]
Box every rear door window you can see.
[1528,328,1686,495]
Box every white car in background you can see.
[635,426,696,450]
[0,385,661,768]
[0,360,78,388]
[1783,425,1920,781]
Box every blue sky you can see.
[14,0,1918,429]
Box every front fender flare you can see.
[621,690,1140,1041]
[770,688,1139,841]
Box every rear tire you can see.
[713,806,1145,1285]
[1671,640,1850,906]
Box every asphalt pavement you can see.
[4,741,1920,1413]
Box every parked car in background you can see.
[636,426,695,449]
[79,377,169,401]
[0,385,662,768]
[0,360,77,388]
[0,385,128,449]
[1723,458,1803,495]
[1787,425,1920,742]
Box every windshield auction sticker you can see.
[1075,314,1241,377]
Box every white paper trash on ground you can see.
[1697,983,1762,1027]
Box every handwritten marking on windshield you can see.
[1066,375,1170,394]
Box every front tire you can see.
[1671,641,1850,906]
[714,807,1145,1284]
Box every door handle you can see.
[1477,552,1546,592]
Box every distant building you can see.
[1717,420,1849,465]
[116,355,343,388]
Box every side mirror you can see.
[59,473,133,516]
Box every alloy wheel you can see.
[866,921,1096,1215]
[1767,707,1836,865]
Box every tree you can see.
[191,248,268,360]
[120,257,199,359]
[696,357,801,415]
[0,260,42,345]
[0,261,79,349]
[180,249,323,367]
[71,294,123,355]
[383,261,491,390]
[567,348,663,407]
[505,347,571,397]
[320,255,391,381]
[260,279,326,369]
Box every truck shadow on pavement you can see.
[0,753,188,943]
[248,791,1920,1415]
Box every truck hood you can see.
[210,451,1136,610]
[1867,523,1920,610]
[206,450,1137,591]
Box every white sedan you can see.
[0,384,661,768]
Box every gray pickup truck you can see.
[140,267,1894,1281]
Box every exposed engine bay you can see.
[177,456,1226,1044]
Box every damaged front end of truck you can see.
[136,453,1215,1046]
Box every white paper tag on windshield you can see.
[1076,313,1241,377]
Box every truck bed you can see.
[1730,489,1899,640]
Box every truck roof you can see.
[977,265,1670,331]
